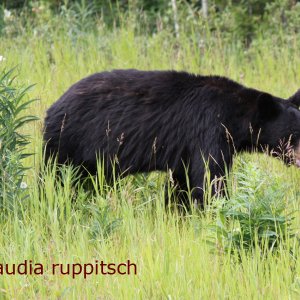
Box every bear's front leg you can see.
[164,172,193,210]
[188,151,231,209]
[163,165,205,211]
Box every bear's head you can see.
[253,90,300,167]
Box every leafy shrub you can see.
[0,69,38,209]
[86,203,122,242]
[209,159,294,254]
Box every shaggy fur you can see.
[44,69,300,207]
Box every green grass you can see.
[0,17,300,299]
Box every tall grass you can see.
[0,12,299,299]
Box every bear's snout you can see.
[295,141,300,168]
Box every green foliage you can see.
[59,0,96,37]
[0,69,38,209]
[85,203,122,241]
[264,0,300,35]
[210,159,294,254]
[1,0,300,44]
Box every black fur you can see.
[44,70,300,207]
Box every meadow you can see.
[0,11,300,299]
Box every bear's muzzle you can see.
[295,141,300,168]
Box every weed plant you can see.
[209,159,294,255]
[0,69,37,210]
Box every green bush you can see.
[0,69,38,209]
[209,159,293,254]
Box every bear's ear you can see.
[256,93,280,120]
[288,89,300,108]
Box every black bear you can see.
[44,70,300,208]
